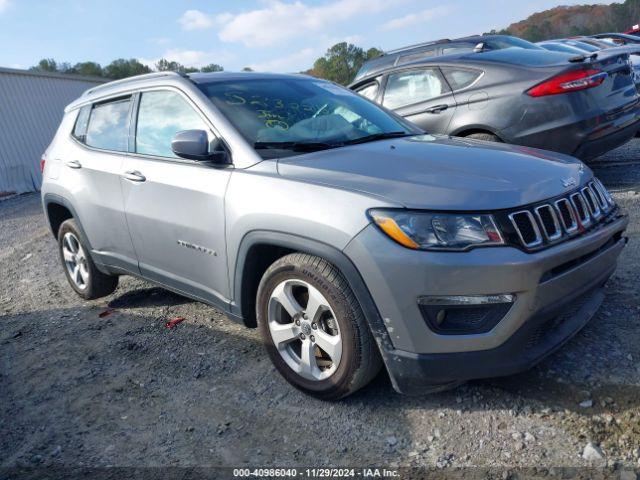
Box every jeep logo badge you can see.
[562,178,577,188]
[301,322,312,336]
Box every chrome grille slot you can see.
[582,186,601,219]
[570,192,592,227]
[534,205,561,241]
[505,180,616,250]
[554,198,578,234]
[590,181,609,212]
[594,178,614,206]
[509,211,542,247]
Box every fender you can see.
[42,193,129,276]
[231,230,412,393]
[231,230,395,353]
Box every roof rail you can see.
[385,39,451,55]
[83,71,189,96]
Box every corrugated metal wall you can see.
[0,68,104,194]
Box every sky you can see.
[0,0,618,73]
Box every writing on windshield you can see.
[198,77,414,157]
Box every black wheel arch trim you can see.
[450,125,504,140]
[43,193,94,251]
[231,230,406,391]
[232,230,396,350]
[43,193,116,277]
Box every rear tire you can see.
[464,132,502,143]
[58,219,118,300]
[257,253,382,400]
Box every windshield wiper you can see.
[341,131,413,145]
[253,132,413,152]
[253,141,340,152]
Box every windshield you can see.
[580,38,616,48]
[538,42,587,54]
[562,40,600,52]
[198,77,416,158]
[484,36,542,50]
[607,33,640,42]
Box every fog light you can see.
[418,294,514,306]
[418,294,515,335]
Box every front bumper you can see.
[344,213,628,394]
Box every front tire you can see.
[257,253,381,400]
[464,132,502,143]
[58,219,118,300]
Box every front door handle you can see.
[425,104,449,114]
[66,160,82,169]
[122,170,146,182]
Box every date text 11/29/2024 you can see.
[232,468,400,478]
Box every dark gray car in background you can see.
[353,34,544,83]
[350,46,640,160]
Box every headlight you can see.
[369,209,504,251]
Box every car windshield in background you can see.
[483,36,542,50]
[197,78,415,158]
[537,42,588,54]
[560,40,600,52]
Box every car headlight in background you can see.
[369,209,504,251]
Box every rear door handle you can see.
[66,160,82,169]
[122,170,146,182]
[425,104,449,114]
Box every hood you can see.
[276,135,590,210]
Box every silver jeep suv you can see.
[42,71,628,399]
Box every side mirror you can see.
[171,130,230,164]
[473,42,486,53]
[171,130,210,161]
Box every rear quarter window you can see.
[441,68,483,91]
[72,105,91,142]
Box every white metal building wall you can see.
[0,68,104,194]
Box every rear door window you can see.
[382,68,449,109]
[135,90,209,158]
[85,97,131,152]
[441,68,483,91]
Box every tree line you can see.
[28,42,382,86]
[490,0,640,42]
[29,57,231,80]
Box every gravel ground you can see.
[1,141,640,476]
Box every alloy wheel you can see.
[62,232,89,290]
[267,279,342,381]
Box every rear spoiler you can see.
[569,53,598,63]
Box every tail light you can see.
[40,157,46,173]
[527,69,607,97]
